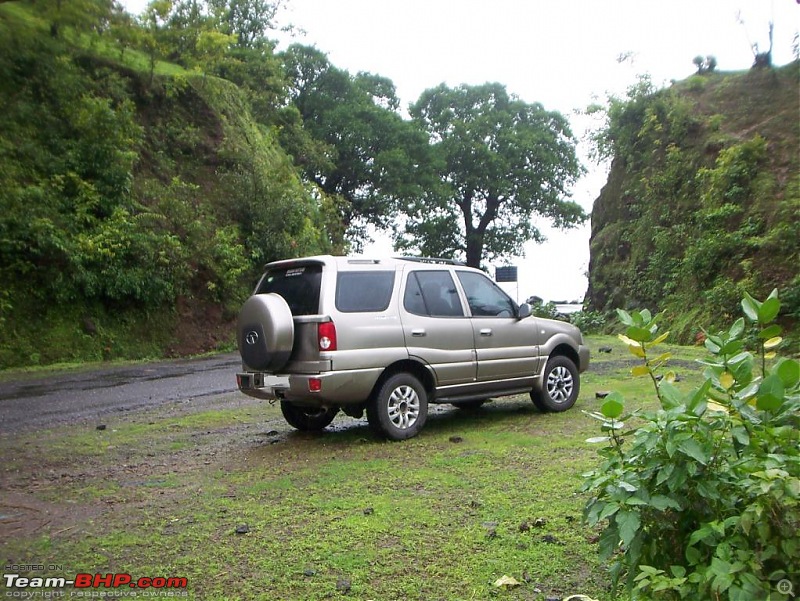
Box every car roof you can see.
[263,255,470,271]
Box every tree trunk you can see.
[465,233,483,268]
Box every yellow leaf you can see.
[664,371,677,383]
[494,575,521,588]
[764,336,782,349]
[629,345,646,358]
[651,331,670,345]
[720,372,734,390]
[707,401,729,414]
[631,365,651,377]
[764,351,777,360]
[618,334,641,348]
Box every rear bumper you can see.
[236,368,382,406]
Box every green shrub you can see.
[582,289,799,600]
[570,310,607,334]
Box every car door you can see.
[400,269,477,387]
[455,270,540,383]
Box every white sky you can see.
[124,0,799,303]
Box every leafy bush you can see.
[570,310,607,334]
[582,290,799,600]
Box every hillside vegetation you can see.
[586,63,800,342]
[0,1,342,367]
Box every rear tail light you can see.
[318,321,337,351]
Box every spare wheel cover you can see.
[237,293,294,371]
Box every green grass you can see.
[0,335,712,600]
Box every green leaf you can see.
[650,495,681,511]
[756,375,785,411]
[758,296,780,323]
[586,436,612,444]
[704,337,721,354]
[616,308,634,326]
[616,509,641,547]
[601,393,625,419]
[774,358,800,388]
[626,325,653,343]
[598,502,621,521]
[678,439,709,465]
[658,381,683,410]
[720,339,744,355]
[741,293,760,321]
[729,317,745,339]
[758,324,782,339]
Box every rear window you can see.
[256,264,322,316]
[336,271,395,312]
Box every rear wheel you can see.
[367,373,428,440]
[531,356,579,412]
[280,402,338,431]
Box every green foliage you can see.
[403,82,586,267]
[569,310,608,335]
[586,64,799,341]
[281,44,431,246]
[583,291,799,600]
[529,300,562,320]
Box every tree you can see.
[208,0,281,49]
[281,44,431,246]
[402,82,585,267]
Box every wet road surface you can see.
[0,353,242,434]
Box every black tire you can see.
[531,356,580,412]
[280,402,338,431]
[367,373,428,440]
[237,293,294,371]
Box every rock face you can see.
[585,63,799,340]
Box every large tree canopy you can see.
[401,82,586,267]
[281,44,432,246]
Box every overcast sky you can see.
[124,0,799,303]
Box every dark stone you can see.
[336,577,351,594]
[235,524,250,535]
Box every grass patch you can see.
[0,336,713,599]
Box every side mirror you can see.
[517,303,532,319]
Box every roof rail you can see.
[395,256,466,266]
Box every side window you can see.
[404,271,464,317]
[456,271,516,317]
[336,271,395,312]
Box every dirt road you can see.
[0,353,243,433]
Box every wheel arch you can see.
[532,342,580,394]
[370,359,435,401]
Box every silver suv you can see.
[236,256,589,440]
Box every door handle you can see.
[411,329,426,337]
[480,328,493,336]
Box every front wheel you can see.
[367,373,428,440]
[280,402,338,431]
[531,356,580,412]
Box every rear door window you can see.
[256,264,322,315]
[336,271,395,312]
[404,271,464,317]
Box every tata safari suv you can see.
[236,256,589,440]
